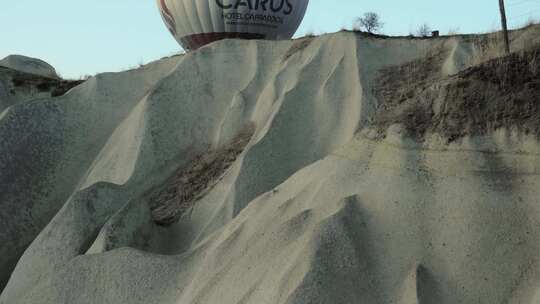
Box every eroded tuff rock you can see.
[1,26,540,304]
[0,55,58,79]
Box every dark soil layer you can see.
[373,45,540,141]
[1,66,84,97]
[149,124,255,226]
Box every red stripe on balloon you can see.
[180,32,266,50]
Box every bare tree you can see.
[417,23,431,37]
[354,12,383,33]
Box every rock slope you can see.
[1,26,539,304]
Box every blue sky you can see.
[1,0,539,78]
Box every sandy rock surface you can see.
[1,26,539,304]
[0,55,58,79]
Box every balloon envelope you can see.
[157,0,309,50]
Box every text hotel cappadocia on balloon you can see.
[223,12,284,27]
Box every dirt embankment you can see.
[149,124,255,226]
[373,44,540,141]
[1,66,84,98]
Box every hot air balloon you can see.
[156,0,309,51]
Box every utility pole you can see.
[499,0,511,54]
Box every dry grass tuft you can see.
[149,123,256,226]
[283,38,313,62]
